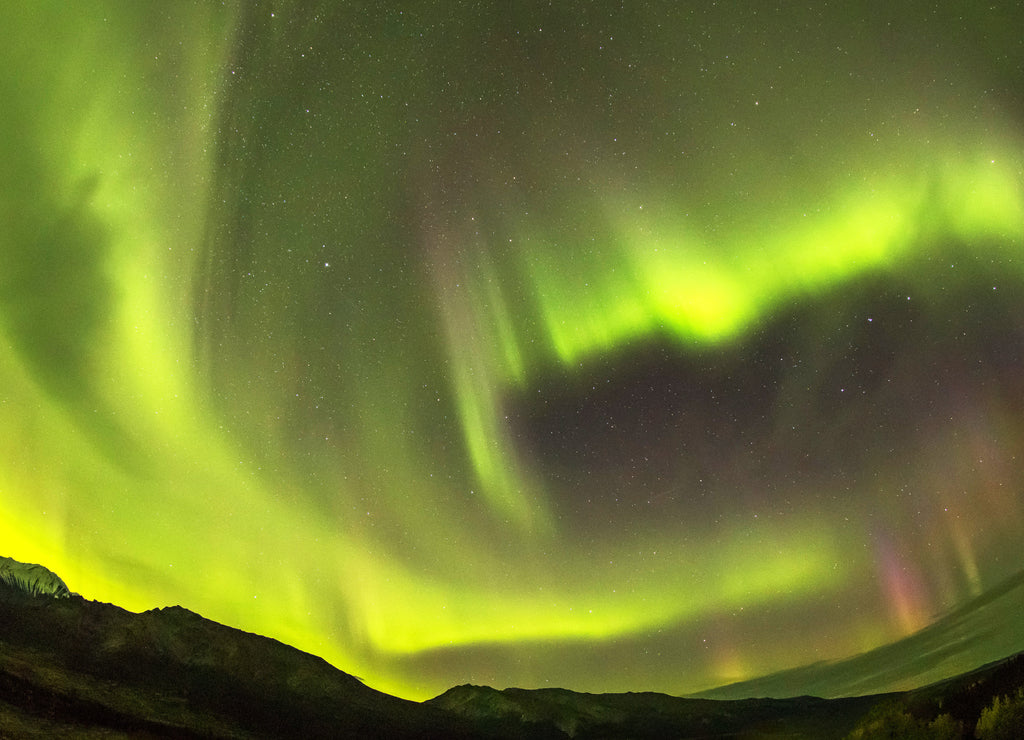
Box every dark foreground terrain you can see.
[1,571,1023,738]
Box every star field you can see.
[2,1,1024,701]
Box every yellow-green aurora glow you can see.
[3,1,1024,700]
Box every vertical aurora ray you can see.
[3,0,1024,703]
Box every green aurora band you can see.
[3,1,1024,700]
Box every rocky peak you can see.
[0,555,71,598]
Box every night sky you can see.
[3,1,1024,701]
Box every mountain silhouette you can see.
[1,557,1023,738]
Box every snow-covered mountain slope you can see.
[0,555,71,598]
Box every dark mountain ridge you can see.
[1,557,1023,738]
[0,571,472,738]
[427,684,886,738]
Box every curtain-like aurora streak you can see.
[3,1,1024,701]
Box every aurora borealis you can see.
[3,0,1024,702]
